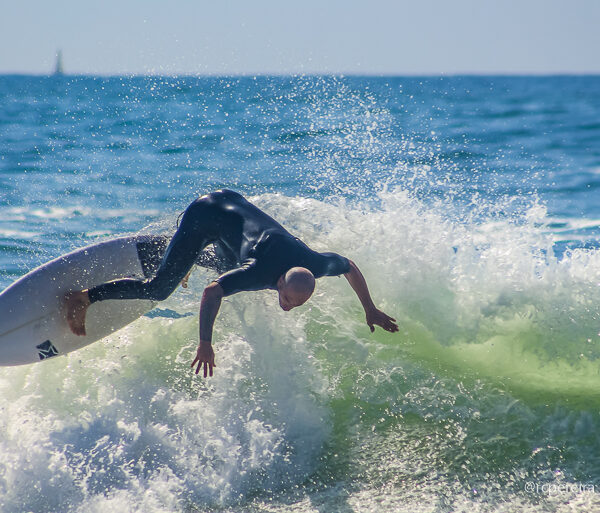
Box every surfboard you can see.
[0,235,169,366]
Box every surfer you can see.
[65,190,398,377]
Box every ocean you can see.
[1,74,600,512]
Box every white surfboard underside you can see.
[0,235,166,366]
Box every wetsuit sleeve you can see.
[214,259,268,297]
[315,252,351,277]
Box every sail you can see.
[54,50,64,75]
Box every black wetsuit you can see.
[88,189,350,303]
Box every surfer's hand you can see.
[191,341,216,378]
[181,269,192,289]
[366,308,398,333]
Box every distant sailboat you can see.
[54,50,64,75]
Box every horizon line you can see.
[1,71,600,79]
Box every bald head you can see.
[277,267,315,311]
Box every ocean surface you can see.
[1,74,600,512]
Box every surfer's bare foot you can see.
[64,290,90,336]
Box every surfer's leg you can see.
[87,199,217,303]
[65,219,203,335]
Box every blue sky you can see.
[1,0,598,75]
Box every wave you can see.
[302,190,600,404]
[2,189,600,511]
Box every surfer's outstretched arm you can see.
[344,260,398,333]
[191,282,223,377]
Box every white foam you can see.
[0,286,330,511]
[0,228,39,239]
[0,206,161,222]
